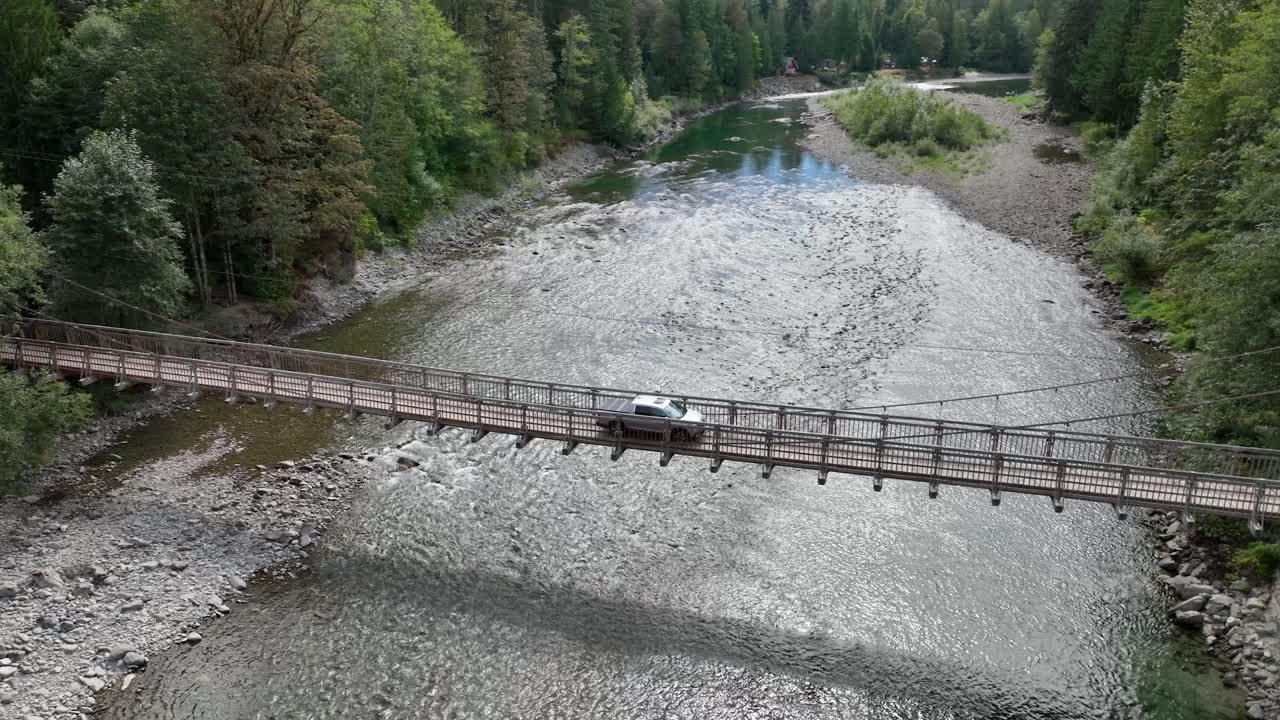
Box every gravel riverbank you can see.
[0,447,376,720]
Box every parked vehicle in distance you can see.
[594,395,706,441]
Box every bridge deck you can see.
[5,319,1280,525]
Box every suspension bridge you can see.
[4,318,1280,529]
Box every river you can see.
[101,98,1239,719]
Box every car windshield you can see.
[662,401,687,419]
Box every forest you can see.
[0,0,1071,484]
[1033,0,1280,449]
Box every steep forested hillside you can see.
[1036,0,1280,448]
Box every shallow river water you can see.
[103,100,1238,719]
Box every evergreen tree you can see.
[44,130,190,327]
[1072,0,1139,122]
[0,0,60,165]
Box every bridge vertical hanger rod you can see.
[928,481,939,499]
[1182,478,1197,524]
[471,398,486,442]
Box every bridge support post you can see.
[470,429,488,443]
[115,380,133,392]
[818,470,828,486]
[611,444,626,462]
[761,463,774,480]
[516,434,534,449]
[1053,462,1066,513]
[383,417,404,430]
[660,451,674,467]
[873,475,883,492]
[928,481,939,499]
[1113,467,1130,520]
[1250,485,1267,536]
[709,457,723,474]
[561,440,578,456]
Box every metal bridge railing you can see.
[9,318,1280,487]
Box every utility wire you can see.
[42,272,235,341]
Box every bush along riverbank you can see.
[823,79,1007,177]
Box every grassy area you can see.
[825,78,1005,177]
[1004,93,1041,109]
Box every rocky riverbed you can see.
[0,444,378,720]
[1149,509,1280,719]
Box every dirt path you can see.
[803,91,1093,259]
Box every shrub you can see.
[913,138,940,157]
[1232,542,1280,580]
[1093,212,1163,285]
[0,372,93,492]
[824,79,1002,153]
[1075,120,1117,158]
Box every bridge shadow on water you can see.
[303,550,1099,720]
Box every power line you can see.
[43,272,234,341]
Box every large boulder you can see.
[1181,583,1216,600]
[1175,611,1206,628]
[1171,595,1208,614]
[1205,594,1234,616]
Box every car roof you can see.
[632,395,669,407]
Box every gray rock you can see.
[206,594,223,608]
[78,676,105,692]
[184,633,202,645]
[1224,671,1239,687]
[0,583,16,599]
[1182,583,1216,600]
[1172,595,1208,613]
[263,529,288,543]
[121,651,147,669]
[298,524,318,548]
[57,620,76,633]
[90,566,109,584]
[36,615,58,629]
[119,599,144,613]
[30,567,63,589]
[71,581,94,597]
[168,559,189,572]
[0,666,17,678]
[1247,702,1265,720]
[1175,611,1206,628]
[274,460,295,469]
[1157,556,1178,573]
[1247,597,1267,610]
[1231,578,1252,592]
[1206,594,1234,616]
[106,645,133,662]
[227,575,247,591]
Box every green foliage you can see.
[1092,212,1163,285]
[826,79,1004,152]
[1068,0,1280,449]
[0,168,47,327]
[1232,543,1280,580]
[1004,93,1041,109]
[0,371,93,492]
[0,0,60,151]
[44,129,190,327]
